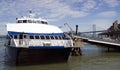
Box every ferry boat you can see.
[5,12,73,64]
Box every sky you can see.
[0,0,120,35]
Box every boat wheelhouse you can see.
[5,12,73,65]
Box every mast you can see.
[29,10,35,18]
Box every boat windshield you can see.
[17,20,48,24]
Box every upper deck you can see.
[7,11,63,34]
[16,17,48,24]
[16,12,48,24]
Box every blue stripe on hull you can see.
[8,31,64,36]
[29,46,66,49]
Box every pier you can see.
[74,35,120,49]
[71,20,120,53]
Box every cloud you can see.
[82,0,97,11]
[0,0,88,22]
[97,11,117,18]
[61,0,83,4]
[103,0,120,7]
[0,0,119,22]
[68,0,83,3]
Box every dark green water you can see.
[0,38,120,70]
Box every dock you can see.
[75,35,120,47]
[71,20,120,52]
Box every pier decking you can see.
[73,35,120,48]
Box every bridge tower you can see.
[93,24,96,37]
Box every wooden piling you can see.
[71,37,83,56]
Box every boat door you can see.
[19,33,28,46]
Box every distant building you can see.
[99,20,120,40]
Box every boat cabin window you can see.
[18,20,22,23]
[59,36,62,40]
[64,34,70,40]
[9,35,28,39]
[41,21,48,24]
[50,36,54,39]
[40,36,45,39]
[19,34,23,39]
[33,20,37,23]
[41,21,44,24]
[46,36,50,39]
[23,20,27,23]
[17,19,48,24]
[14,35,18,39]
[10,35,13,38]
[44,22,48,24]
[18,34,28,39]
[37,20,41,23]
[23,35,27,38]
[30,36,34,39]
[9,34,66,40]
[8,34,70,40]
[55,36,58,40]
[28,20,32,23]
[35,36,39,39]
[62,36,65,39]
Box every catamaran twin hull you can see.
[6,47,72,65]
[5,31,73,65]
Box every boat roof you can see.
[7,11,63,34]
[7,23,63,34]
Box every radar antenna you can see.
[29,10,35,18]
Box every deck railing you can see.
[80,35,120,44]
[10,39,73,48]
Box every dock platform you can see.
[73,35,120,49]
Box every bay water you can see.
[0,37,120,70]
